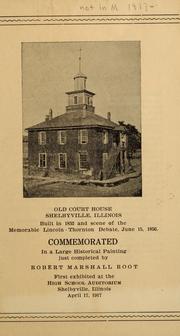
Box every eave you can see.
[65,89,95,96]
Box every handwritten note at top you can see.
[79,1,157,14]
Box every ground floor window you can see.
[79,152,89,170]
[103,152,108,169]
[59,153,67,169]
[39,153,47,168]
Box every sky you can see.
[22,41,141,132]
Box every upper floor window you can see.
[103,130,109,144]
[59,153,67,169]
[38,131,46,145]
[38,153,47,168]
[58,130,66,145]
[79,129,88,144]
[74,96,78,104]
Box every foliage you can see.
[125,124,141,158]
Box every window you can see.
[59,153,67,169]
[87,96,93,105]
[38,131,46,145]
[79,152,89,170]
[39,153,47,168]
[103,153,108,168]
[74,96,78,104]
[120,133,126,147]
[103,130,109,144]
[58,130,66,144]
[79,129,88,144]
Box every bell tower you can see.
[66,48,95,113]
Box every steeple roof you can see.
[74,71,87,79]
[73,48,87,79]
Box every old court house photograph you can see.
[23,42,141,197]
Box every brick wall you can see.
[28,127,114,179]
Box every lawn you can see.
[24,175,142,198]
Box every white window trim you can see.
[103,152,108,168]
[58,153,67,169]
[120,133,126,147]
[79,152,89,170]
[38,131,46,145]
[58,130,66,145]
[103,130,109,144]
[79,129,88,144]
[38,153,47,168]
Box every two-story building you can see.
[27,65,128,180]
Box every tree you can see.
[125,124,141,159]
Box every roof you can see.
[66,89,95,95]
[114,125,127,132]
[74,71,87,79]
[27,111,118,130]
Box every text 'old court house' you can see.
[27,53,128,180]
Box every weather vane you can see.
[79,47,82,72]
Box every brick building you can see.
[23,135,28,166]
[27,59,128,180]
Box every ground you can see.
[23,158,142,197]
[24,175,142,198]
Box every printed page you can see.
[0,1,179,335]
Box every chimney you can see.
[107,112,111,121]
[49,108,53,120]
[45,115,49,122]
[118,121,124,125]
